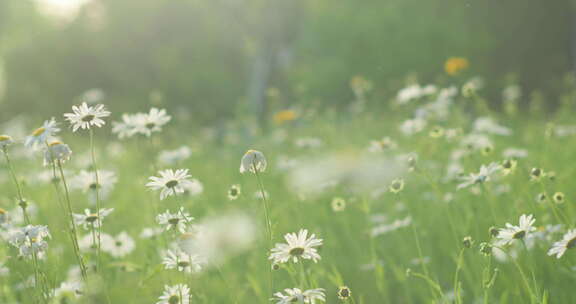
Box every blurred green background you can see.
[0,0,574,123]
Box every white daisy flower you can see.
[102,231,135,258]
[112,113,140,139]
[25,118,60,149]
[0,135,14,149]
[8,225,51,258]
[496,214,536,246]
[156,284,190,304]
[140,227,164,239]
[135,108,172,137]
[156,207,193,234]
[227,184,241,200]
[162,249,204,273]
[473,117,512,136]
[53,280,83,300]
[269,229,323,264]
[79,232,114,252]
[239,150,267,174]
[64,102,111,132]
[457,162,500,189]
[548,229,576,259]
[182,178,203,197]
[70,170,117,201]
[146,169,194,200]
[158,146,192,165]
[272,288,326,304]
[43,141,72,166]
[178,213,256,266]
[73,208,114,230]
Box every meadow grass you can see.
[1,82,576,304]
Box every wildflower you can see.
[227,184,241,200]
[536,193,548,204]
[272,288,326,304]
[156,207,193,234]
[502,148,528,159]
[368,137,397,152]
[73,208,114,230]
[79,232,114,252]
[156,284,190,304]
[182,178,203,197]
[337,286,351,300]
[64,102,110,132]
[273,110,298,125]
[501,159,517,175]
[553,192,565,204]
[102,232,135,258]
[399,118,426,136]
[269,229,323,264]
[0,135,14,149]
[158,146,192,165]
[457,162,500,189]
[389,178,405,194]
[496,214,536,245]
[331,197,346,212]
[473,117,511,136]
[162,249,204,273]
[139,227,163,239]
[8,225,51,258]
[25,118,60,148]
[70,170,117,201]
[146,169,194,200]
[239,150,267,174]
[295,137,324,149]
[178,213,256,266]
[52,281,83,302]
[444,57,469,76]
[136,108,172,137]
[548,229,576,259]
[111,114,140,139]
[489,227,499,238]
[479,242,492,256]
[530,168,543,181]
[44,141,72,166]
[462,236,473,248]
[429,126,445,138]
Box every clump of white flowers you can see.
[8,225,51,258]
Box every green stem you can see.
[89,129,103,272]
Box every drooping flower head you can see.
[44,141,72,166]
[25,118,60,149]
[0,135,14,149]
[240,150,267,174]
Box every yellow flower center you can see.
[0,135,10,141]
[81,114,95,122]
[165,180,179,188]
[168,295,180,304]
[32,127,46,136]
[289,247,305,256]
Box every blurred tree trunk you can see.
[247,0,303,129]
